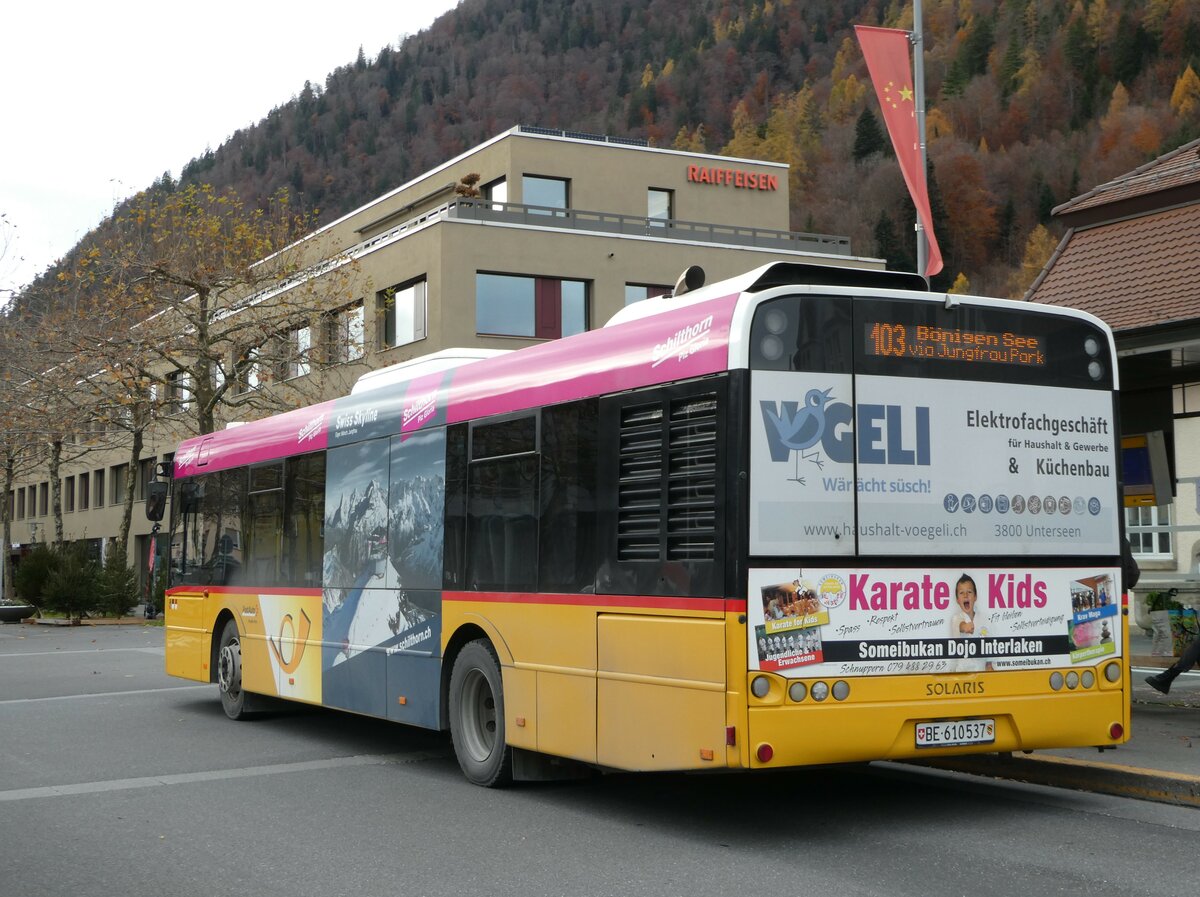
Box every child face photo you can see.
[956,579,977,615]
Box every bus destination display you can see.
[865,321,1045,367]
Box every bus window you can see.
[246,462,284,586]
[539,399,599,593]
[172,470,244,586]
[283,452,325,588]
[467,413,539,592]
[443,425,468,589]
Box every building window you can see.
[16,489,24,520]
[65,477,75,513]
[647,188,673,221]
[138,458,156,501]
[111,464,128,505]
[483,177,507,206]
[376,278,427,350]
[624,283,672,306]
[79,472,90,511]
[324,302,364,363]
[166,371,192,413]
[93,470,105,509]
[235,346,264,393]
[1127,505,1173,559]
[39,482,48,516]
[522,175,569,214]
[476,273,587,339]
[277,324,312,380]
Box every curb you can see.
[28,617,159,627]
[912,753,1200,808]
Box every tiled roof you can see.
[1055,138,1200,216]
[1027,202,1200,331]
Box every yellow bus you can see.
[161,261,1128,786]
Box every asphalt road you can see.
[1,623,1197,897]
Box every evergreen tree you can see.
[1037,179,1057,224]
[998,197,1018,264]
[1000,33,1023,101]
[853,107,890,160]
[874,211,913,272]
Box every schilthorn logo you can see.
[402,392,437,429]
[652,315,713,368]
[298,412,326,444]
[761,390,931,467]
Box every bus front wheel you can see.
[216,619,255,720]
[449,640,512,787]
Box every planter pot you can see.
[0,604,36,624]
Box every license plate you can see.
[915,718,995,748]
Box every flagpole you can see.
[912,0,929,285]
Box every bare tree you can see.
[61,182,361,438]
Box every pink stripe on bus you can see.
[172,292,739,476]
[446,293,738,424]
[174,401,334,478]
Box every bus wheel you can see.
[216,619,254,721]
[449,640,512,787]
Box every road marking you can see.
[0,684,214,706]
[0,647,166,659]
[0,751,444,803]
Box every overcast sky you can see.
[0,1,462,298]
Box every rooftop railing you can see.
[354,198,852,258]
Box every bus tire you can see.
[449,640,512,787]
[216,619,257,721]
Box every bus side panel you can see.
[596,614,726,770]
[164,589,210,683]
[386,653,441,727]
[248,593,325,705]
[444,596,597,764]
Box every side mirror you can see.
[145,481,169,522]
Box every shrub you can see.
[42,546,100,620]
[13,544,59,605]
[95,545,139,618]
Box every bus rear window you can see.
[855,298,1112,389]
[751,295,1112,389]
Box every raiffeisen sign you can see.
[686,165,779,191]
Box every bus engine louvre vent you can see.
[618,403,665,561]
[667,395,718,560]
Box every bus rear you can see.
[738,282,1125,767]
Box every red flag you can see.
[854,25,943,278]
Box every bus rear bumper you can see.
[746,690,1129,768]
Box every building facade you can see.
[4,126,879,595]
[1026,137,1200,628]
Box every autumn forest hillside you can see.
[24,0,1200,303]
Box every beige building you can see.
[5,125,878,593]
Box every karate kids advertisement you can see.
[749,566,1120,677]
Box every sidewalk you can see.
[920,623,1200,807]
